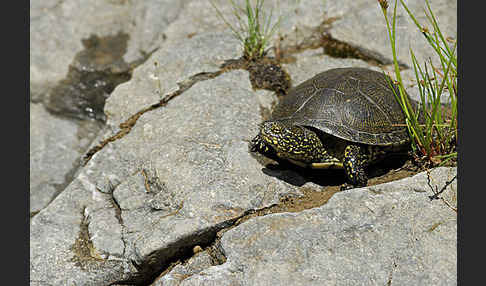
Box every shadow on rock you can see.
[262,161,346,187]
[260,154,410,188]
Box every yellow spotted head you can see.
[251,121,325,163]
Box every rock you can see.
[30,30,303,284]
[102,0,337,128]
[30,0,188,101]
[30,0,189,214]
[29,103,101,214]
[30,0,190,214]
[104,32,242,128]
[179,167,457,286]
[161,0,325,44]
[30,0,457,285]
[30,173,132,285]
[106,68,303,264]
[153,251,214,286]
[323,0,457,67]
[283,49,382,87]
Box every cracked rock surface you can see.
[324,0,457,66]
[30,0,457,285]
[179,167,457,286]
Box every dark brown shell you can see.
[271,67,410,146]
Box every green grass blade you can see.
[210,0,244,42]
[425,0,454,59]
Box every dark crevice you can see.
[386,260,398,286]
[83,53,291,165]
[44,32,157,122]
[110,189,125,227]
[221,57,291,95]
[102,180,128,257]
[30,211,40,219]
[111,154,442,285]
[83,68,226,165]
[320,33,405,67]
[109,187,339,285]
[108,220,236,285]
[274,17,409,69]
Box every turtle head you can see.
[250,121,324,162]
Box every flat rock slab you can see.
[30,104,101,214]
[30,0,188,100]
[323,0,457,67]
[153,250,214,286]
[179,167,457,286]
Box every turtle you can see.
[250,67,415,189]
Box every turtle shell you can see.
[271,67,410,146]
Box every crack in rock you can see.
[108,182,125,226]
[83,69,226,165]
[111,191,129,259]
[70,207,106,270]
[110,164,440,285]
[110,187,338,285]
[220,57,291,95]
[206,240,228,266]
[83,55,291,165]
[30,33,155,218]
[426,171,457,212]
[275,17,408,69]
[109,221,234,285]
[386,260,398,286]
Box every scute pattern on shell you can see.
[271,67,410,146]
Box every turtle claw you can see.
[340,183,354,191]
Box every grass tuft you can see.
[210,0,282,60]
[378,0,457,165]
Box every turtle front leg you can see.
[341,144,369,190]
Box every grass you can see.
[378,0,457,166]
[209,0,282,60]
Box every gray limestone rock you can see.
[30,29,302,284]
[283,49,382,87]
[30,103,101,214]
[179,167,457,286]
[106,68,302,265]
[323,0,457,67]
[30,0,188,101]
[153,250,215,286]
[30,174,132,285]
[104,32,241,129]
[30,0,457,285]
